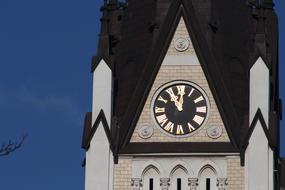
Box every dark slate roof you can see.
[120,142,239,154]
[86,0,280,155]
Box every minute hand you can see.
[178,94,184,107]
[177,85,185,111]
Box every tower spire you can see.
[96,0,110,57]
[249,0,267,59]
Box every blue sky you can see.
[0,1,284,190]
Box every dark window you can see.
[149,178,153,190]
[206,178,211,190]
[177,178,181,190]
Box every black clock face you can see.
[152,82,209,136]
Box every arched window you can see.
[142,165,160,190]
[198,165,217,190]
[170,165,188,190]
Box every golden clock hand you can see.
[171,96,183,111]
[178,95,184,111]
[166,88,183,111]
[177,85,185,111]
[171,96,183,112]
[175,101,183,112]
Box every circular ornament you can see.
[151,81,210,137]
[207,126,223,139]
[138,124,154,139]
[174,37,190,52]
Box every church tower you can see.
[82,0,284,189]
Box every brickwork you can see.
[227,157,245,190]
[114,158,132,190]
[130,18,230,143]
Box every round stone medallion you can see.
[207,126,223,139]
[174,37,190,52]
[138,124,154,139]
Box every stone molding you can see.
[217,178,228,190]
[160,178,170,190]
[131,178,142,190]
[188,178,199,190]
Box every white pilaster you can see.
[246,57,273,190]
[85,59,114,190]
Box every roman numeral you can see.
[194,96,204,103]
[176,125,184,135]
[164,122,174,133]
[166,88,175,97]
[156,114,168,126]
[196,106,207,113]
[188,88,195,97]
[187,123,196,132]
[177,85,185,95]
[155,107,165,113]
[158,96,168,103]
[193,115,205,125]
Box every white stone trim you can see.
[131,178,142,190]
[132,160,165,179]
[168,160,194,177]
[160,178,170,190]
[188,178,199,190]
[197,160,224,178]
[246,57,272,190]
[85,59,114,190]
[216,178,228,190]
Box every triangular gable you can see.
[129,17,230,143]
[119,0,238,149]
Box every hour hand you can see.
[166,88,183,111]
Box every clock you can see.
[151,81,210,137]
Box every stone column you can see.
[160,178,170,190]
[131,178,142,190]
[217,178,228,190]
[188,178,198,190]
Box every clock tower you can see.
[82,0,284,190]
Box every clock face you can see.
[152,82,209,136]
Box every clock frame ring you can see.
[150,80,211,138]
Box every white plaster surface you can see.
[246,57,272,190]
[250,57,269,123]
[85,59,114,190]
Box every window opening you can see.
[177,178,181,190]
[149,178,153,190]
[206,178,211,190]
